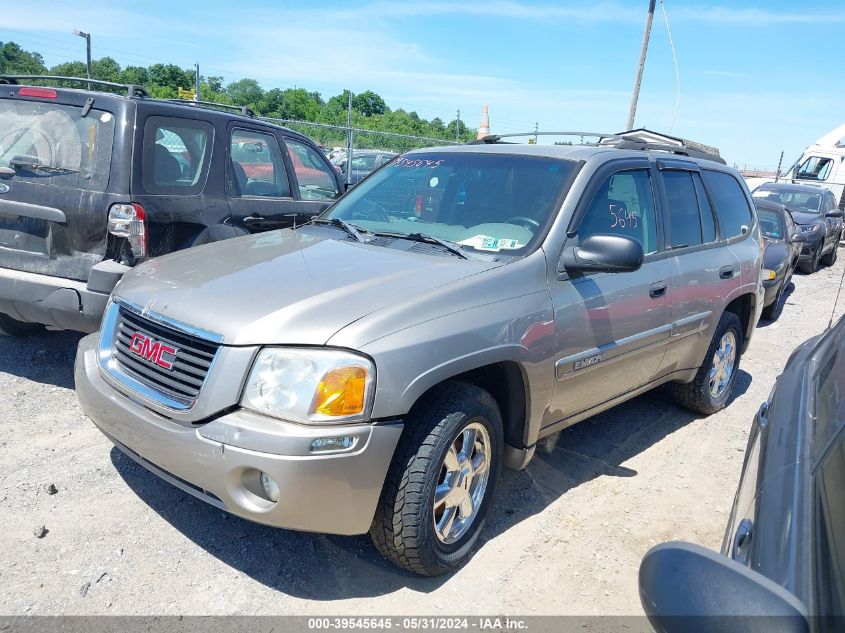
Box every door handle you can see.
[649,281,667,298]
[719,265,736,279]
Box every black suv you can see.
[0,76,344,334]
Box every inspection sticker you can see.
[459,235,522,251]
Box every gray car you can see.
[75,137,764,576]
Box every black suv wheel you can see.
[370,382,503,576]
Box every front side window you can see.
[703,170,753,239]
[142,116,212,193]
[797,156,833,181]
[230,129,290,198]
[284,139,338,201]
[0,99,115,192]
[576,169,658,254]
[351,155,378,171]
[325,152,575,254]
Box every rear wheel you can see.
[0,313,44,337]
[670,311,743,415]
[370,382,503,576]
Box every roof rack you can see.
[469,131,621,145]
[469,128,725,164]
[164,99,256,118]
[0,75,148,98]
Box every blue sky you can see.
[3,1,845,167]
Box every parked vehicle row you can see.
[1,78,842,625]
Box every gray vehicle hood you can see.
[113,226,503,346]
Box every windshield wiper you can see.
[312,217,368,242]
[10,159,79,175]
[375,231,468,259]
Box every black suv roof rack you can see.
[0,75,148,98]
[162,99,256,118]
[469,129,725,164]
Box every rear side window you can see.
[815,430,845,616]
[230,129,290,197]
[142,116,212,194]
[662,171,703,248]
[577,169,659,255]
[0,99,115,192]
[692,173,716,242]
[702,170,753,239]
[284,139,339,201]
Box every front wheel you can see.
[670,311,743,415]
[822,242,838,266]
[370,382,503,576]
[799,245,821,274]
[0,313,45,337]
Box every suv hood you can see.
[790,211,824,225]
[113,226,503,346]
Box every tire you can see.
[370,381,503,576]
[0,313,44,337]
[822,242,838,266]
[799,245,821,274]
[670,311,743,415]
[761,281,785,321]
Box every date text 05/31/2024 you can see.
[307,617,528,630]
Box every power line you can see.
[660,0,681,133]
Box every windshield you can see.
[325,152,575,254]
[753,188,822,214]
[757,208,786,240]
[0,98,115,192]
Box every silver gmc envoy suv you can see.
[75,134,764,575]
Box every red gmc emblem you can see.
[129,333,178,370]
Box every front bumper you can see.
[762,276,783,307]
[75,334,402,535]
[797,237,823,262]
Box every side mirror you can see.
[639,542,808,633]
[559,234,644,274]
[790,233,807,243]
[825,209,843,218]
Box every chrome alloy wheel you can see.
[433,421,491,545]
[709,331,737,398]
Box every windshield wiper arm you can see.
[375,231,468,259]
[10,159,79,175]
[312,217,368,242]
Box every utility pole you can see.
[346,91,354,187]
[534,122,539,143]
[775,151,784,182]
[72,29,92,90]
[194,63,200,101]
[625,0,656,131]
[456,109,461,143]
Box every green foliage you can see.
[2,40,476,151]
[0,41,47,75]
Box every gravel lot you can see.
[3,255,844,617]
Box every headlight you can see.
[762,269,777,280]
[241,348,375,424]
[801,224,822,234]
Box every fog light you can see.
[309,435,358,453]
[259,472,280,502]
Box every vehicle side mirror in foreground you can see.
[639,542,808,633]
[826,209,843,218]
[559,234,644,274]
[791,233,807,243]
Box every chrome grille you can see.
[112,307,219,403]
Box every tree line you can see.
[0,41,477,151]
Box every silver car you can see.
[75,139,764,575]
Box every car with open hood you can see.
[75,133,765,575]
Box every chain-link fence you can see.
[260,117,463,185]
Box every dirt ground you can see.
[3,255,844,617]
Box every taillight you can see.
[18,87,57,99]
[108,203,147,258]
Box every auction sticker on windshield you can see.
[459,235,522,251]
